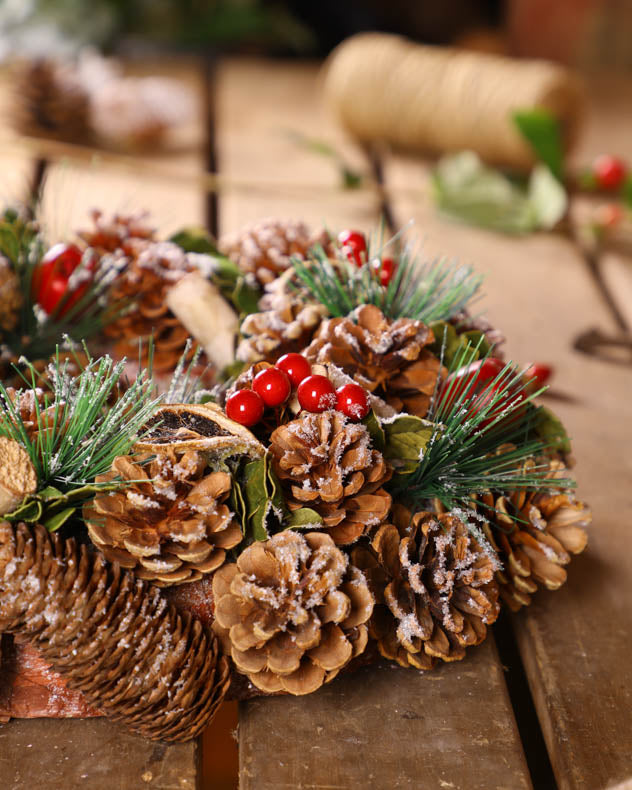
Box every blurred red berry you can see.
[371,256,396,286]
[338,229,367,267]
[593,155,627,191]
[32,242,93,317]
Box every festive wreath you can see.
[0,213,590,741]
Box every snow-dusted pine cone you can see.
[353,506,500,670]
[79,209,155,255]
[269,410,392,545]
[86,448,242,586]
[305,305,442,418]
[219,218,326,288]
[480,458,589,611]
[212,530,374,695]
[0,257,22,334]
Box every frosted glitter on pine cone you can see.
[353,505,500,670]
[78,209,155,255]
[304,304,442,418]
[479,458,589,611]
[86,448,242,586]
[0,257,22,334]
[269,410,392,545]
[212,530,374,695]
[0,521,230,742]
[1,387,57,442]
[219,218,327,287]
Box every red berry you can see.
[439,357,506,415]
[297,375,336,413]
[275,353,311,387]
[335,383,370,421]
[371,256,396,286]
[225,389,264,427]
[524,363,553,388]
[252,367,291,408]
[32,242,92,317]
[593,155,627,191]
[338,229,367,267]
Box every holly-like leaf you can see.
[169,227,221,256]
[382,414,434,472]
[533,406,572,455]
[43,507,76,532]
[231,276,261,315]
[362,410,385,452]
[242,458,270,542]
[513,109,564,180]
[285,507,323,528]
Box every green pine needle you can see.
[390,345,575,512]
[292,238,483,323]
[0,352,160,491]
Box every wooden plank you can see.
[240,643,531,790]
[385,73,632,789]
[0,718,198,790]
[215,58,532,790]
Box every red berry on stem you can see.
[226,389,264,427]
[275,353,311,387]
[297,375,336,413]
[338,229,367,267]
[252,367,291,408]
[32,242,92,317]
[593,155,627,191]
[371,256,396,286]
[336,383,370,421]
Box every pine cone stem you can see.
[0,521,230,742]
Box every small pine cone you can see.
[0,257,22,333]
[1,387,57,442]
[86,448,242,586]
[12,59,92,143]
[479,460,590,612]
[105,241,198,372]
[79,209,155,255]
[237,298,328,364]
[305,305,442,418]
[353,506,500,670]
[269,410,392,545]
[219,218,327,287]
[212,531,374,695]
[0,521,230,742]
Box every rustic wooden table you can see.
[0,58,630,790]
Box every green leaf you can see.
[43,507,76,532]
[230,476,247,536]
[0,223,20,264]
[513,109,564,180]
[622,175,632,209]
[429,322,492,369]
[170,227,221,256]
[382,414,434,472]
[4,498,43,523]
[285,507,323,528]
[241,458,270,542]
[231,276,261,315]
[528,165,568,229]
[533,406,572,455]
[362,411,385,452]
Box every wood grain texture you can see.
[239,643,530,790]
[0,718,198,790]
[216,59,532,790]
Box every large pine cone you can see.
[269,410,392,545]
[479,459,589,611]
[353,506,500,670]
[212,531,374,695]
[304,305,441,418]
[219,218,324,288]
[0,521,230,741]
[79,209,155,255]
[0,257,22,334]
[86,448,242,586]
[105,241,199,372]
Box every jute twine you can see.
[323,33,584,170]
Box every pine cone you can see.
[305,305,441,418]
[0,257,22,334]
[479,459,590,611]
[0,439,37,515]
[237,297,328,364]
[12,59,91,143]
[212,531,374,695]
[86,448,242,586]
[79,209,155,255]
[269,410,392,545]
[219,218,325,288]
[105,241,198,372]
[1,387,56,442]
[0,521,230,741]
[353,506,500,670]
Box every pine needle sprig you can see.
[0,352,160,490]
[291,239,484,323]
[390,346,575,513]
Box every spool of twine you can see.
[323,33,584,170]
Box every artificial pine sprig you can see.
[292,239,483,323]
[389,346,575,514]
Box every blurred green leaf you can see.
[513,109,564,180]
[528,165,568,229]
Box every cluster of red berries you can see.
[32,242,94,317]
[338,229,396,287]
[225,353,371,427]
